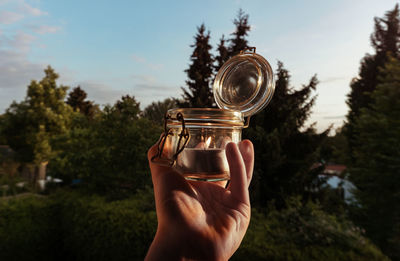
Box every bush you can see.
[0,194,60,261]
[0,189,156,261]
[0,192,388,261]
[232,197,389,261]
[56,188,157,260]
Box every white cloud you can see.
[131,74,157,84]
[323,115,346,120]
[2,31,36,52]
[30,25,61,34]
[320,76,351,83]
[0,1,48,24]
[131,54,164,71]
[131,54,146,63]
[0,0,62,110]
[0,11,24,24]
[0,48,46,112]
[18,2,47,16]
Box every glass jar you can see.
[151,48,274,181]
[158,108,244,181]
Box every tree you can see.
[49,95,161,197]
[178,24,215,108]
[349,56,400,260]
[228,9,251,56]
[214,35,229,73]
[66,86,99,118]
[143,98,176,125]
[319,126,349,165]
[346,4,400,158]
[1,66,72,182]
[0,115,6,145]
[214,9,251,74]
[114,95,141,120]
[244,62,328,208]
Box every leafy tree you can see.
[349,56,400,260]
[244,62,328,208]
[142,98,176,125]
[178,24,215,108]
[1,66,72,181]
[346,4,400,158]
[114,95,141,120]
[87,96,160,196]
[49,95,161,197]
[66,86,99,118]
[228,9,251,56]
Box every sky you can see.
[0,0,397,133]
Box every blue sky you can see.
[0,0,397,132]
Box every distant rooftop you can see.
[323,165,347,175]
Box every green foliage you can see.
[56,189,157,260]
[245,62,329,208]
[179,24,215,108]
[66,86,99,118]
[0,193,387,261]
[1,66,72,165]
[349,56,400,260]
[346,4,400,158]
[214,34,229,73]
[142,98,176,126]
[228,8,251,56]
[0,194,60,261]
[0,115,6,144]
[214,9,251,75]
[49,96,161,197]
[319,126,349,165]
[0,190,157,261]
[0,182,386,260]
[232,197,388,261]
[179,9,252,108]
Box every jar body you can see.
[164,108,244,181]
[169,125,242,181]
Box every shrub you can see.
[56,188,157,260]
[0,189,156,261]
[232,197,389,261]
[0,192,388,261]
[0,194,60,261]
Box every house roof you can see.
[323,164,347,176]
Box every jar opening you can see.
[167,108,244,128]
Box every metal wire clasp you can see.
[151,112,189,166]
[240,46,256,54]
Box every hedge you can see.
[0,191,389,260]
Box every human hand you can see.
[145,139,254,261]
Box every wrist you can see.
[145,229,184,261]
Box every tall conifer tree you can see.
[346,4,400,157]
[178,24,214,108]
[349,56,400,259]
[214,35,229,73]
[245,62,328,208]
[228,9,251,56]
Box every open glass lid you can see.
[213,47,275,117]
